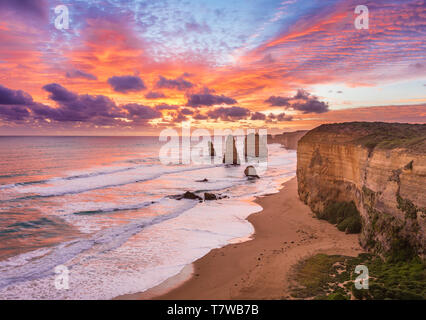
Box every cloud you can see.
[187,89,237,107]
[43,83,78,102]
[145,91,166,99]
[122,104,162,121]
[0,84,50,122]
[180,108,193,115]
[0,0,47,21]
[172,110,188,122]
[0,84,33,105]
[66,69,98,81]
[264,96,290,107]
[206,106,250,121]
[292,99,329,114]
[295,104,426,125]
[276,113,293,121]
[294,89,311,100]
[41,84,160,125]
[192,112,208,120]
[250,112,266,120]
[108,75,146,93]
[155,103,179,110]
[0,105,30,121]
[251,110,294,122]
[267,112,293,122]
[265,89,329,114]
[156,76,194,91]
[41,84,122,123]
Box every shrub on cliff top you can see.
[305,122,426,153]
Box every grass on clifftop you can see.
[307,122,426,153]
[317,201,362,234]
[290,253,425,300]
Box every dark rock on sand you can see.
[204,193,217,201]
[172,191,202,201]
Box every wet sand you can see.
[118,177,363,300]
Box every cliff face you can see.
[297,122,426,258]
[268,130,308,150]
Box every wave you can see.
[72,200,157,215]
[0,163,152,190]
[0,198,197,290]
[0,173,27,180]
[2,163,225,199]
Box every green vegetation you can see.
[350,122,426,152]
[309,122,426,153]
[317,201,362,234]
[397,194,425,220]
[362,205,420,261]
[356,135,425,151]
[290,253,425,300]
[289,254,348,299]
[386,237,418,263]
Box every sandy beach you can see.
[118,177,364,300]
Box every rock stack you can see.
[208,141,216,157]
[244,132,267,160]
[222,135,240,165]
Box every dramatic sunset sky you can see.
[0,0,425,135]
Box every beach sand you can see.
[118,177,364,300]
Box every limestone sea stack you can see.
[244,133,268,160]
[208,141,216,157]
[297,122,426,259]
[223,135,240,165]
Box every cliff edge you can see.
[268,130,308,150]
[297,122,426,259]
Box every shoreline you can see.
[117,177,364,300]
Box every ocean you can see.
[0,136,296,299]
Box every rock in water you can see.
[244,133,268,160]
[183,191,202,200]
[208,141,216,157]
[171,191,202,200]
[204,192,217,200]
[222,135,240,165]
[244,165,260,179]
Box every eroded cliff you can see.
[297,122,426,259]
[268,130,308,150]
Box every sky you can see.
[0,0,425,135]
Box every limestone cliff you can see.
[269,130,308,150]
[297,122,426,259]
